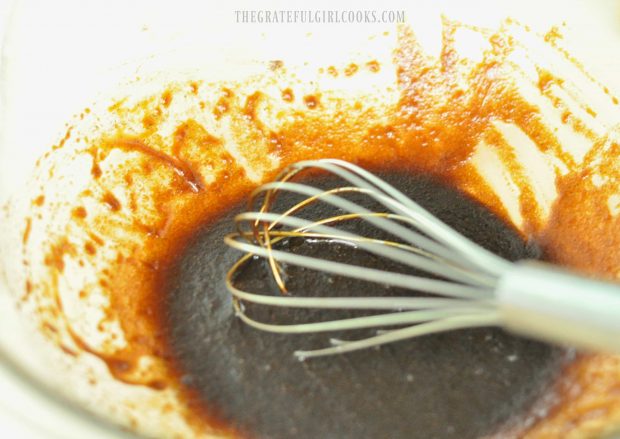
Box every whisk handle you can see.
[497,261,620,353]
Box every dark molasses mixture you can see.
[163,172,565,439]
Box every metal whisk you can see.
[225,159,620,360]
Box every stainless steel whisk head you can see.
[225,159,620,359]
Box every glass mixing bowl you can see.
[1,1,620,437]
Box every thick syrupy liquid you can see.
[162,171,566,439]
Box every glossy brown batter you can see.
[162,172,566,439]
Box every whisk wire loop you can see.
[293,312,502,360]
[225,159,510,358]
